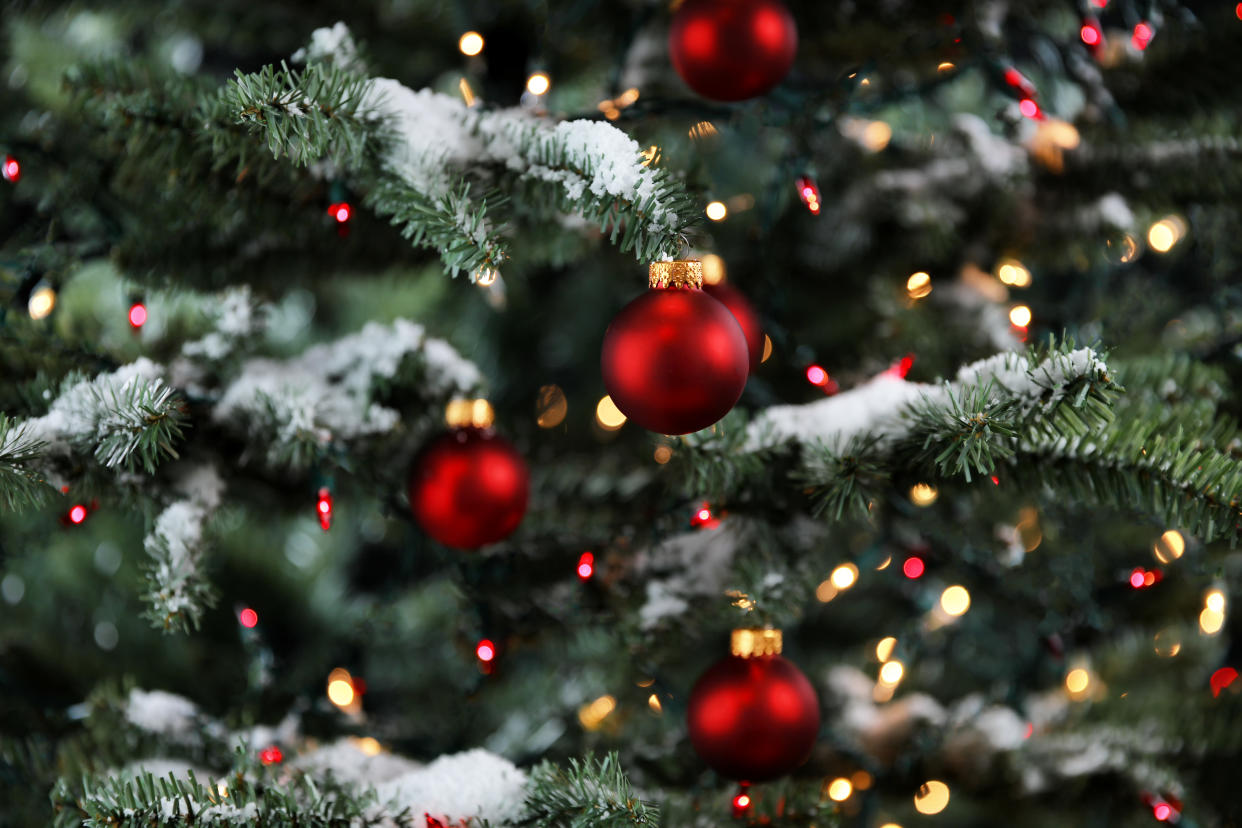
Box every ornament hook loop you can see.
[649,260,703,289]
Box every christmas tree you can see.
[3,1,1241,826]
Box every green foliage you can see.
[0,413,52,510]
[225,62,381,170]
[88,378,187,473]
[522,753,659,828]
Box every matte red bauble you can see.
[669,0,798,102]
[704,282,763,372]
[601,261,749,435]
[687,629,820,782]
[408,427,529,549]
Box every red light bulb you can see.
[69,504,87,524]
[476,639,496,662]
[577,552,595,581]
[316,487,333,531]
[239,608,259,628]
[1019,98,1042,119]
[1210,666,1238,697]
[259,746,283,765]
[902,556,925,578]
[1130,568,1145,588]
[328,202,352,223]
[1132,23,1153,50]
[128,303,147,329]
[2,155,19,182]
[1153,803,1171,821]
[806,365,828,385]
[1080,23,1101,45]
[795,176,822,214]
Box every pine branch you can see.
[0,413,53,510]
[365,177,508,277]
[88,378,187,473]
[225,61,381,169]
[141,499,218,634]
[521,753,659,827]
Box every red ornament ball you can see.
[408,427,529,549]
[601,286,748,434]
[703,282,763,372]
[687,650,820,782]
[669,0,798,102]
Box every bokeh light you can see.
[914,780,950,815]
[876,637,897,661]
[595,395,626,430]
[705,201,728,221]
[906,271,932,299]
[1009,305,1032,327]
[1065,668,1090,695]
[458,31,484,56]
[536,384,568,428]
[239,608,258,628]
[1153,530,1185,563]
[909,483,938,506]
[526,72,550,96]
[879,660,904,685]
[827,778,853,801]
[701,253,725,285]
[940,585,971,616]
[27,285,56,320]
[831,563,859,590]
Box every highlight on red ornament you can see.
[239,607,259,628]
[2,154,19,182]
[1132,22,1153,50]
[316,487,333,531]
[795,176,821,215]
[258,745,283,765]
[577,551,595,581]
[903,556,925,579]
[328,202,352,223]
[128,302,147,329]
[1210,666,1238,697]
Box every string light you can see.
[830,563,859,590]
[1205,589,1226,613]
[458,77,476,107]
[258,746,283,765]
[815,580,838,602]
[595,395,626,430]
[328,202,351,224]
[795,176,822,214]
[940,585,971,616]
[68,504,88,524]
[1019,98,1042,119]
[1065,667,1091,696]
[705,201,728,221]
[996,259,1032,287]
[1153,530,1185,563]
[458,31,484,56]
[914,781,950,815]
[937,61,955,72]
[239,608,258,628]
[761,335,773,363]
[1201,607,1225,635]
[879,660,904,686]
[906,271,932,299]
[1132,22,1153,50]
[902,557,925,578]
[876,636,897,661]
[316,487,333,531]
[653,445,672,464]
[473,266,498,286]
[861,120,892,152]
[1152,629,1181,657]
[526,72,550,96]
[476,639,497,664]
[688,121,718,141]
[128,302,147,329]
[827,778,853,801]
[732,791,752,816]
[690,503,719,529]
[852,771,873,790]
[535,384,567,428]
[909,483,938,506]
[701,253,726,284]
[27,284,56,320]
[577,552,595,581]
[578,694,616,730]
[1009,305,1032,327]
[1147,217,1187,253]
[355,736,382,756]
[806,365,829,385]
[327,669,356,708]
[2,154,19,182]
[1080,22,1102,46]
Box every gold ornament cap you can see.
[731,628,783,658]
[649,260,704,289]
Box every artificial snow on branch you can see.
[0,413,52,510]
[141,464,225,633]
[213,318,480,469]
[14,358,186,485]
